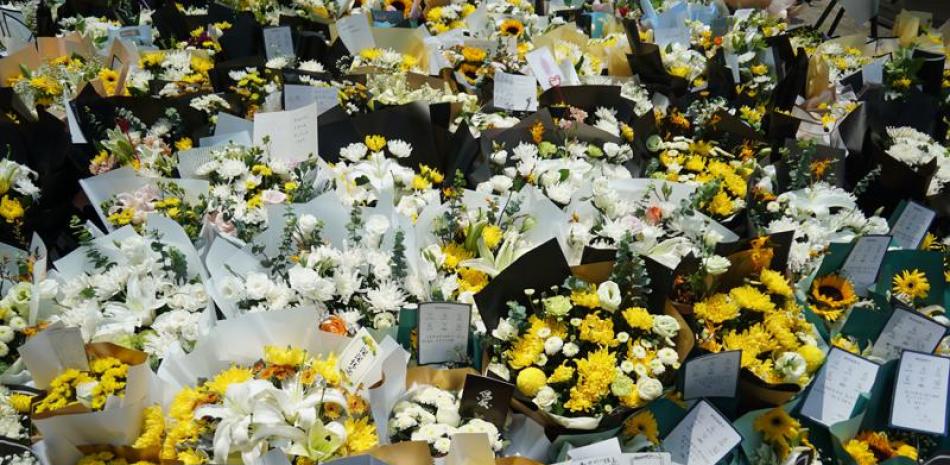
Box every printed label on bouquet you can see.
[840,234,890,296]
[336,13,375,54]
[253,102,318,164]
[416,302,470,365]
[526,47,567,91]
[871,306,946,361]
[337,328,380,387]
[263,26,295,61]
[566,457,622,465]
[662,400,741,465]
[890,201,935,249]
[371,9,405,26]
[493,71,538,112]
[800,348,880,427]
[890,351,949,435]
[460,374,515,429]
[108,25,152,47]
[568,438,622,461]
[682,350,741,400]
[18,325,89,388]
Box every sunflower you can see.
[499,18,525,37]
[811,274,857,310]
[845,440,878,465]
[754,408,800,445]
[384,0,411,17]
[892,269,930,301]
[457,63,482,85]
[623,410,659,444]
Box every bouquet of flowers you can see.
[389,372,506,456]
[349,48,424,74]
[484,242,686,430]
[690,263,825,388]
[126,50,215,98]
[7,54,100,114]
[0,385,35,441]
[317,134,442,219]
[87,107,191,177]
[424,2,478,34]
[292,0,341,20]
[228,67,281,117]
[49,219,214,363]
[882,126,949,197]
[746,406,817,465]
[161,344,378,464]
[100,182,207,241]
[195,144,319,243]
[0,158,40,241]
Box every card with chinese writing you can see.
[459,374,514,429]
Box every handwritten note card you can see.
[682,351,741,400]
[526,47,567,91]
[871,306,946,361]
[253,102,318,163]
[801,348,879,427]
[263,26,295,60]
[493,71,538,111]
[891,351,949,435]
[336,14,375,54]
[840,235,891,296]
[890,201,935,249]
[662,401,741,465]
[567,439,623,461]
[417,302,470,365]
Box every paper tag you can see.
[627,453,673,465]
[493,71,538,111]
[416,302,470,365]
[890,351,949,435]
[253,102,319,163]
[890,201,935,249]
[263,26,295,61]
[871,306,947,361]
[840,235,890,296]
[108,25,152,47]
[372,9,405,26]
[662,401,741,465]
[682,351,741,400]
[337,328,380,387]
[568,439,622,461]
[724,53,741,83]
[336,14,375,54]
[733,8,754,22]
[18,325,89,389]
[526,47,567,91]
[800,348,880,427]
[459,374,514,429]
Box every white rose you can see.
[488,362,510,381]
[702,255,731,275]
[597,281,622,311]
[491,319,516,341]
[434,437,452,455]
[491,150,508,165]
[544,336,564,355]
[652,315,680,339]
[562,342,580,357]
[366,214,390,237]
[657,348,679,365]
[637,378,663,401]
[244,272,273,300]
[775,352,807,382]
[532,386,557,410]
[0,326,13,343]
[373,312,396,329]
[490,175,513,193]
[298,214,319,235]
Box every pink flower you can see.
[207,211,237,236]
[260,189,287,204]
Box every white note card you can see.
[801,348,879,427]
[662,401,741,465]
[890,201,935,249]
[891,351,949,435]
[840,235,890,296]
[417,302,471,365]
[253,102,319,163]
[567,438,622,461]
[284,84,339,114]
[871,307,947,361]
[682,351,741,400]
[337,328,380,387]
[493,71,538,111]
[336,14,375,54]
[263,26,295,60]
[525,47,567,91]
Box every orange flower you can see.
[320,315,349,335]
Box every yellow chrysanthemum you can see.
[621,307,653,331]
[730,285,775,312]
[570,288,600,309]
[516,367,547,396]
[797,345,825,373]
[564,348,615,412]
[481,224,503,249]
[693,293,740,324]
[578,312,617,347]
[133,405,165,449]
[206,366,253,396]
[342,416,378,454]
[264,346,306,367]
[760,269,793,297]
[548,363,574,384]
[0,196,24,223]
[892,269,930,301]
